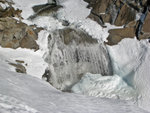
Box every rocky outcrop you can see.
[44,27,113,91]
[0,0,21,18]
[84,0,150,44]
[0,17,39,50]
[114,4,136,26]
[106,20,137,45]
[0,7,22,18]
[84,0,137,26]
[0,0,39,50]
[139,12,150,39]
[9,62,26,74]
[106,27,135,45]
[29,3,62,20]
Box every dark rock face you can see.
[84,0,150,45]
[114,4,136,26]
[0,17,39,50]
[106,27,135,45]
[139,12,150,39]
[0,0,39,50]
[84,0,136,26]
[45,27,113,91]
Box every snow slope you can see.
[12,0,47,19]
[0,62,149,113]
[0,94,38,113]
[0,30,48,79]
[107,39,150,112]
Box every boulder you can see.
[106,27,135,45]
[114,4,136,26]
[9,63,26,74]
[0,17,39,50]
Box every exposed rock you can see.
[9,63,26,74]
[0,7,22,18]
[0,0,21,18]
[88,12,104,26]
[29,4,62,20]
[86,0,113,14]
[84,0,138,26]
[141,11,150,35]
[58,28,98,45]
[101,14,111,23]
[125,20,137,28]
[106,27,135,45]
[45,27,113,91]
[15,60,25,64]
[114,4,136,26]
[0,17,39,50]
[88,13,103,25]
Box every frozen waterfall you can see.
[44,27,113,91]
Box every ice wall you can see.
[45,27,113,91]
[71,73,137,101]
[107,39,150,112]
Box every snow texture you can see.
[72,73,137,101]
[107,39,150,112]
[0,0,149,112]
[0,63,149,113]
[0,94,38,113]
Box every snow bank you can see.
[0,30,49,79]
[57,0,90,23]
[12,0,47,19]
[107,38,150,111]
[0,94,38,113]
[0,62,148,113]
[0,46,47,79]
[72,73,137,101]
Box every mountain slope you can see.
[0,62,149,113]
